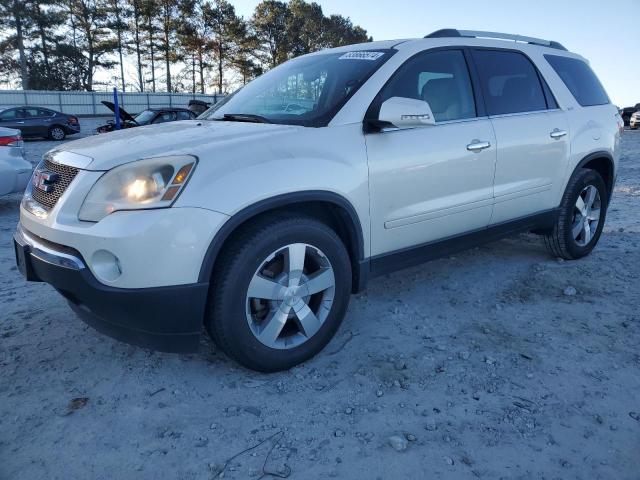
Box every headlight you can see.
[79,155,197,222]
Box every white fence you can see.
[0,90,225,116]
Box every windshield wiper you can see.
[215,113,272,124]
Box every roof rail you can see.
[425,29,567,51]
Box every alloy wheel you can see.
[571,185,601,247]
[245,243,336,350]
[51,127,65,140]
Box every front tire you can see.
[544,168,607,260]
[48,126,66,141]
[205,214,352,372]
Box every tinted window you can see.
[377,50,476,122]
[545,55,609,107]
[176,111,192,120]
[22,108,43,118]
[134,110,156,125]
[473,50,547,115]
[153,112,177,123]
[0,109,19,120]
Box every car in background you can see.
[188,99,211,116]
[631,111,640,130]
[0,128,31,196]
[0,106,80,141]
[96,101,197,133]
[620,104,640,126]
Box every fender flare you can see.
[197,190,366,287]
[572,151,615,202]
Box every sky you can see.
[232,0,640,107]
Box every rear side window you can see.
[544,55,609,107]
[472,50,547,115]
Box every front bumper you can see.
[14,225,208,353]
[65,124,81,135]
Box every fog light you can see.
[91,250,122,282]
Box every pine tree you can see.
[156,0,180,92]
[203,0,244,94]
[251,0,290,69]
[177,0,211,94]
[127,0,146,91]
[0,0,31,89]
[65,0,116,91]
[106,0,130,91]
[140,0,159,91]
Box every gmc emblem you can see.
[32,170,60,193]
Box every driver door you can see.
[365,49,496,257]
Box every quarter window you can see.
[472,50,547,115]
[376,50,476,122]
[544,55,609,107]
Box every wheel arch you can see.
[198,191,369,293]
[574,151,615,203]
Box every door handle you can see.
[550,129,567,139]
[16,121,25,124]
[467,140,491,152]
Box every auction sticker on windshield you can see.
[339,51,385,61]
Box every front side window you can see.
[201,50,394,127]
[545,55,609,107]
[473,50,547,115]
[375,49,476,122]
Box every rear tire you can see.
[205,214,352,372]
[48,126,66,141]
[544,168,607,260]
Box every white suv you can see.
[14,30,623,371]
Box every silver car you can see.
[0,127,32,196]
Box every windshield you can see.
[201,50,394,127]
[134,110,156,125]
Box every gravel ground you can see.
[1,119,639,480]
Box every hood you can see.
[53,120,301,171]
[101,101,137,123]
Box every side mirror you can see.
[378,97,436,129]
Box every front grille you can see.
[31,158,79,210]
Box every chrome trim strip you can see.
[384,197,494,229]
[45,150,93,170]
[488,109,560,119]
[380,115,491,132]
[14,224,85,270]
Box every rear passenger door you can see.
[471,49,570,224]
[19,107,51,137]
